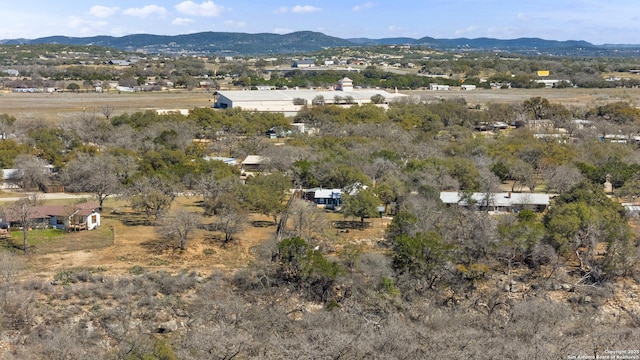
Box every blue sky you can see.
[1,1,639,44]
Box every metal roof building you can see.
[212,88,405,116]
[440,192,550,213]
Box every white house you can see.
[429,84,450,91]
[440,192,550,213]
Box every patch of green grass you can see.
[149,257,170,266]
[130,265,146,275]
[10,228,66,244]
[4,226,113,254]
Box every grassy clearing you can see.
[3,225,113,254]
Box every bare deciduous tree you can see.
[157,209,202,250]
[289,199,326,240]
[101,104,115,120]
[127,176,178,224]
[6,201,35,254]
[543,164,584,194]
[10,154,50,190]
[0,251,25,282]
[60,154,124,209]
[216,211,247,245]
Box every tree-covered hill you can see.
[2,30,637,56]
[1,31,353,55]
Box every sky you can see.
[1,1,639,44]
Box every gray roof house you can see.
[440,192,550,213]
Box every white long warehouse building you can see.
[212,85,405,115]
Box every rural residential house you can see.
[2,202,101,231]
[241,155,268,172]
[439,192,550,213]
[303,188,344,209]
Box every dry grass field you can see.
[409,87,640,109]
[0,89,213,123]
[2,195,388,280]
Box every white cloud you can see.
[292,5,321,13]
[172,17,195,26]
[352,2,373,12]
[273,6,289,14]
[225,20,247,28]
[176,1,223,17]
[68,16,108,35]
[89,5,120,18]
[122,5,167,18]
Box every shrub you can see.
[130,265,146,275]
[149,257,170,266]
[379,276,400,296]
[54,270,75,285]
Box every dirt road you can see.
[0,192,93,203]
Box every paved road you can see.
[0,192,93,203]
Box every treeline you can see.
[3,96,640,199]
[0,44,128,65]
[233,68,487,90]
[9,43,640,91]
[233,66,640,90]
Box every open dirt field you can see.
[408,87,640,108]
[0,90,213,123]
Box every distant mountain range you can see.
[2,31,639,56]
